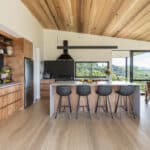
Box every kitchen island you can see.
[50,81,140,118]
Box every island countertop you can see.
[0,82,22,89]
[51,81,139,86]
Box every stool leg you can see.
[55,96,62,119]
[59,96,62,113]
[115,95,120,113]
[68,95,72,113]
[87,96,91,119]
[95,95,99,113]
[129,95,135,118]
[105,96,108,112]
[107,96,113,119]
[129,96,133,111]
[125,96,128,111]
[67,95,72,119]
[76,96,80,119]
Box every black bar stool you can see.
[95,86,113,118]
[115,85,136,116]
[55,86,72,119]
[76,85,91,119]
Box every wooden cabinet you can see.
[4,38,33,82]
[40,79,55,98]
[4,38,33,108]
[13,38,33,58]
[0,83,23,120]
[0,31,33,118]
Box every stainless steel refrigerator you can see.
[24,58,34,108]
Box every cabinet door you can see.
[24,39,33,59]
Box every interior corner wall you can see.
[0,0,44,58]
[43,30,113,68]
[0,0,44,100]
[43,29,150,64]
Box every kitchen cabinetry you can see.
[4,38,33,108]
[4,38,33,82]
[0,83,23,120]
[40,79,55,98]
[0,31,33,111]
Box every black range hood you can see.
[57,40,73,60]
[57,40,118,60]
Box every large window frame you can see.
[112,57,129,81]
[130,50,150,82]
[75,61,109,79]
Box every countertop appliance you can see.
[24,58,34,108]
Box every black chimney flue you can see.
[57,40,73,60]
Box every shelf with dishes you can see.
[0,34,14,56]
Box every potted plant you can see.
[0,66,12,84]
[104,69,112,81]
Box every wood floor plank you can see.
[0,97,150,150]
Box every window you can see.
[112,58,129,81]
[130,51,150,93]
[75,61,109,78]
[131,51,150,81]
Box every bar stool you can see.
[76,85,91,119]
[114,85,136,116]
[95,86,113,118]
[55,86,72,119]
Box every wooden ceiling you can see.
[22,0,150,42]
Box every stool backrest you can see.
[56,86,71,96]
[77,85,91,96]
[119,85,135,96]
[97,86,112,96]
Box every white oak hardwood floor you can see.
[0,97,150,150]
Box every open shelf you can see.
[0,41,13,47]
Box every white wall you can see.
[0,0,43,57]
[0,0,43,100]
[43,29,150,62]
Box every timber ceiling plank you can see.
[39,0,58,29]
[116,4,150,39]
[88,0,123,35]
[45,0,66,30]
[22,0,53,28]
[70,0,79,32]
[103,0,150,36]
[21,0,150,42]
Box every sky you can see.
[112,52,150,69]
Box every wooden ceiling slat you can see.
[130,22,150,39]
[134,31,150,41]
[70,0,78,32]
[21,0,150,42]
[88,0,123,35]
[116,4,150,38]
[45,0,65,30]
[77,0,84,32]
[22,0,53,28]
[103,0,150,36]
[39,0,58,29]
[97,0,123,34]
[81,0,93,33]
[88,0,106,34]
